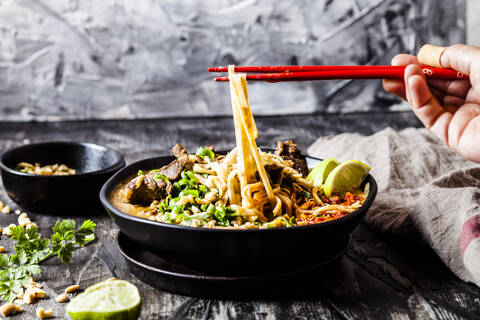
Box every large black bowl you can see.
[0,141,125,214]
[100,151,377,274]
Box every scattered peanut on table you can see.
[55,292,69,303]
[65,284,80,293]
[1,206,11,214]
[3,224,16,236]
[18,212,31,226]
[14,212,37,230]
[0,246,5,253]
[23,279,47,304]
[36,307,53,319]
[0,303,23,317]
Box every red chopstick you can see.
[209,65,469,82]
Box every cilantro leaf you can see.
[74,220,96,247]
[50,219,95,264]
[0,218,96,302]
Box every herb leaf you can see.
[0,219,96,302]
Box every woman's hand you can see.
[383,44,480,162]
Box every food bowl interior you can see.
[2,142,122,174]
[101,150,378,275]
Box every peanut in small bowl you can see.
[0,141,125,214]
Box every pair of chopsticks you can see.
[208,65,469,82]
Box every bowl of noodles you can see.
[100,145,376,273]
[99,66,377,273]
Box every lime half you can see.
[307,158,340,187]
[323,160,370,196]
[66,279,141,320]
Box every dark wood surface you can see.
[1,113,480,320]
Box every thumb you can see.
[439,44,480,97]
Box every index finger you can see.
[382,54,420,100]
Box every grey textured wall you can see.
[0,0,465,121]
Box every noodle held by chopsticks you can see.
[228,65,279,214]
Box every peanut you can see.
[0,246,5,253]
[0,303,23,317]
[65,284,80,293]
[36,307,53,319]
[3,224,16,236]
[1,206,11,214]
[18,213,31,227]
[55,292,69,303]
[23,282,46,304]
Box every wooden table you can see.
[1,113,479,320]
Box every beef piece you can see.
[158,144,194,181]
[275,140,309,177]
[124,172,173,205]
[171,143,194,170]
[159,160,184,181]
[172,143,188,160]
[123,144,193,205]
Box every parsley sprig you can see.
[0,219,95,302]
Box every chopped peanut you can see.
[1,206,11,214]
[65,284,80,293]
[3,224,16,236]
[0,246,5,253]
[0,303,23,317]
[17,162,76,176]
[18,213,32,227]
[14,209,21,215]
[13,299,24,305]
[36,307,53,319]
[55,292,69,303]
[23,281,46,304]
[27,222,38,229]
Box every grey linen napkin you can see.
[307,127,480,287]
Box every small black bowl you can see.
[100,151,377,275]
[0,141,125,214]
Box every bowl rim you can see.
[0,141,125,178]
[100,151,378,233]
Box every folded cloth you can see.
[307,127,480,287]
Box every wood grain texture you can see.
[0,0,466,121]
[1,114,479,320]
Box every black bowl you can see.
[100,152,377,274]
[0,141,125,214]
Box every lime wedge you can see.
[323,160,370,196]
[307,158,340,187]
[66,279,141,320]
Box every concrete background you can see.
[467,0,480,46]
[0,0,466,121]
